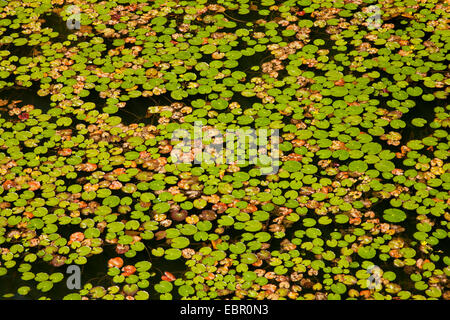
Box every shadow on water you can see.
[399,86,444,145]
[41,11,74,43]
[0,85,53,117]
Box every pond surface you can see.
[0,0,448,300]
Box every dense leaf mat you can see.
[0,0,448,300]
